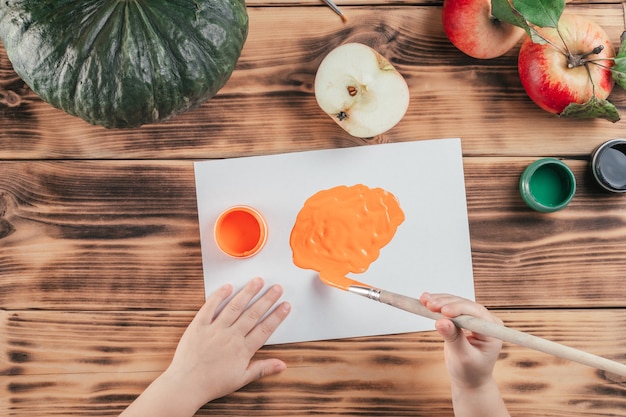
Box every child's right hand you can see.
[420,293,510,417]
[419,293,503,389]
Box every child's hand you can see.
[164,277,291,412]
[419,293,503,390]
[119,278,291,417]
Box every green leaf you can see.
[491,0,527,28]
[528,26,549,45]
[512,0,564,28]
[612,31,626,89]
[612,57,626,90]
[560,96,620,123]
[490,0,563,42]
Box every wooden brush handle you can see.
[379,289,626,377]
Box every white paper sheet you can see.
[194,138,475,344]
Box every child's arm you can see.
[119,277,291,417]
[420,293,511,417]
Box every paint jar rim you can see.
[214,205,268,258]
[591,138,626,193]
[519,158,576,213]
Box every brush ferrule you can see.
[348,285,382,301]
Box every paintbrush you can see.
[322,0,348,22]
[320,273,626,377]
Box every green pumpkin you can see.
[0,0,248,128]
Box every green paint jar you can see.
[519,158,576,212]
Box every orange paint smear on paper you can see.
[290,184,405,290]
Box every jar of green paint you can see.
[519,158,576,212]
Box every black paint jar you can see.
[591,139,626,193]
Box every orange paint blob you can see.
[290,184,405,289]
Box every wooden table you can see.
[2,1,626,416]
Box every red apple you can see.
[442,0,525,59]
[518,13,615,115]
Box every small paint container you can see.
[214,206,268,258]
[591,139,626,193]
[519,158,576,213]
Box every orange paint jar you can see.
[214,206,268,258]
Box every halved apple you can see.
[314,43,410,138]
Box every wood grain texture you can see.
[0,161,205,310]
[466,158,626,308]
[2,1,626,416]
[245,0,620,5]
[2,309,625,416]
[2,4,626,160]
[2,159,626,310]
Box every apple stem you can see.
[583,45,605,59]
[567,45,605,69]
[583,63,598,97]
